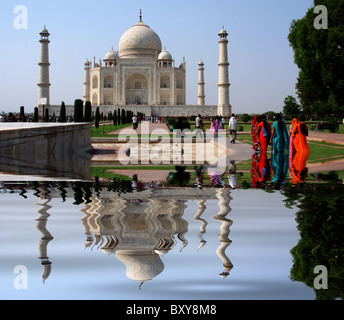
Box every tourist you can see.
[291,115,310,155]
[209,118,215,133]
[270,113,289,154]
[289,118,298,156]
[195,114,203,138]
[251,115,259,152]
[8,113,17,122]
[0,113,5,122]
[256,114,271,153]
[228,113,238,143]
[132,114,138,130]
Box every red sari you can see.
[257,121,271,152]
[292,122,310,155]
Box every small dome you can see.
[158,49,172,61]
[104,49,117,60]
[198,59,204,66]
[219,27,228,36]
[40,26,50,36]
[119,20,162,59]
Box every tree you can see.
[84,101,92,122]
[122,108,126,124]
[74,99,84,122]
[117,108,121,125]
[20,106,26,122]
[113,109,117,126]
[44,108,49,122]
[59,101,66,123]
[283,96,302,119]
[288,0,344,117]
[95,107,100,129]
[33,107,39,122]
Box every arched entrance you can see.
[125,73,149,105]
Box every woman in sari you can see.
[251,115,259,151]
[291,115,310,155]
[270,113,289,154]
[256,115,271,153]
[209,118,215,133]
[289,118,298,154]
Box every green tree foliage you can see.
[288,0,344,117]
[74,99,84,122]
[19,106,26,122]
[283,96,302,119]
[84,101,92,122]
[95,107,100,129]
[59,101,66,123]
[33,107,39,122]
[113,109,117,126]
[121,109,126,124]
[44,108,49,122]
[287,183,344,300]
[117,108,121,125]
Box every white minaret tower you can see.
[198,60,205,106]
[83,59,92,102]
[217,27,231,116]
[38,26,51,113]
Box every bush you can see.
[237,125,244,132]
[74,99,84,122]
[84,101,92,122]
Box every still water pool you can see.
[0,177,342,301]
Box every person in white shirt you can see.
[0,114,5,122]
[229,114,238,144]
[195,114,204,138]
[132,115,138,130]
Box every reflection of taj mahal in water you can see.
[33,187,233,286]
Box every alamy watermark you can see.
[13,265,28,290]
[13,5,28,30]
[314,265,328,290]
[314,5,328,30]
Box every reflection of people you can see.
[271,113,289,154]
[194,166,205,189]
[228,160,237,189]
[271,152,289,189]
[290,151,309,186]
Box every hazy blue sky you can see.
[0,0,314,114]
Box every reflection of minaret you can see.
[214,189,233,278]
[35,198,54,284]
[194,200,208,250]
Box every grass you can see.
[91,123,132,137]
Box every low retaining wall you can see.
[0,123,93,180]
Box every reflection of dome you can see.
[119,20,162,59]
[116,251,164,283]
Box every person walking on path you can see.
[132,114,138,130]
[270,113,289,154]
[289,118,298,156]
[195,114,204,138]
[229,113,238,143]
[256,114,271,153]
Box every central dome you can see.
[119,20,162,60]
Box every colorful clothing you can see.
[292,122,310,155]
[257,121,271,152]
[271,120,289,154]
[251,116,259,150]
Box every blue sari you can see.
[272,120,289,154]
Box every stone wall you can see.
[0,123,93,180]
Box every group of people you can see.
[250,113,310,188]
[251,114,310,156]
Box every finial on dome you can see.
[139,9,142,22]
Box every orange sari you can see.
[292,122,310,155]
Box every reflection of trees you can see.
[287,184,344,300]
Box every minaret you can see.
[198,60,205,106]
[83,59,92,102]
[38,26,51,113]
[217,27,231,116]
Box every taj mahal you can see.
[38,11,231,118]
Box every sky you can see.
[0,0,314,114]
